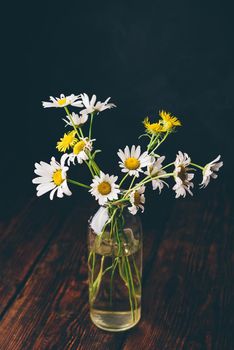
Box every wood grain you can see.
[0,184,233,350]
[121,186,234,350]
[0,198,173,350]
[0,198,73,318]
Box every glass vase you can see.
[88,205,142,332]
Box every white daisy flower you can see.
[90,171,120,205]
[200,155,223,188]
[62,112,88,127]
[32,154,72,200]
[66,138,95,165]
[145,156,168,193]
[117,145,151,177]
[42,94,83,108]
[80,93,116,115]
[90,206,109,235]
[173,151,194,198]
[128,185,146,215]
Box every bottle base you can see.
[90,308,141,332]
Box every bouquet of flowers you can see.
[32,92,223,331]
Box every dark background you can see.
[2,1,234,219]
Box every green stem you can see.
[129,175,136,190]
[115,225,122,257]
[64,106,81,139]
[108,208,118,238]
[123,257,135,321]
[147,134,157,152]
[142,172,174,186]
[79,128,84,138]
[132,255,141,290]
[67,178,91,189]
[99,209,117,238]
[89,113,94,139]
[90,159,100,176]
[91,255,105,303]
[110,209,125,305]
[123,175,149,198]
[88,251,95,302]
[122,176,139,199]
[119,173,128,187]
[110,258,119,305]
[118,258,127,283]
[151,131,169,153]
[102,264,115,277]
[161,162,174,170]
[85,160,96,177]
[108,198,129,206]
[128,172,174,194]
[190,162,204,170]
[126,256,138,313]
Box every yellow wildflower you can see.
[159,110,181,132]
[56,130,77,152]
[143,117,163,134]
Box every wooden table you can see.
[0,184,233,350]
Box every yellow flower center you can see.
[73,140,86,155]
[57,97,67,106]
[52,169,64,186]
[98,181,111,195]
[125,157,140,170]
[134,191,141,205]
